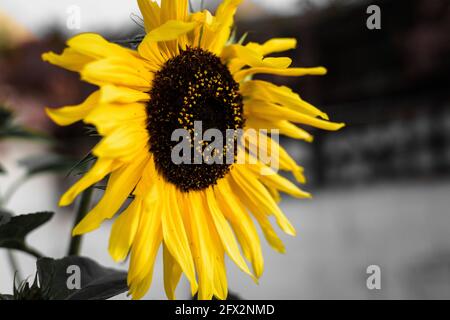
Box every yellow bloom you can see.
[43,0,344,300]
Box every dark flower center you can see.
[147,47,244,192]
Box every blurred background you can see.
[1,0,449,299]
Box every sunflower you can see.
[43,0,344,300]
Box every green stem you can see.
[21,245,44,259]
[67,187,94,256]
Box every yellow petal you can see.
[163,243,183,300]
[59,158,116,206]
[133,158,157,197]
[160,0,188,23]
[267,186,281,203]
[198,192,229,300]
[128,190,162,299]
[212,250,228,300]
[246,160,311,199]
[146,20,196,42]
[234,66,327,82]
[158,0,190,54]
[228,175,286,253]
[246,118,314,142]
[92,125,148,162]
[226,58,247,74]
[45,91,100,126]
[208,0,242,54]
[161,183,198,295]
[245,100,345,131]
[215,179,264,278]
[67,33,138,60]
[81,58,152,90]
[261,57,293,69]
[85,102,147,135]
[221,45,261,65]
[205,188,253,278]
[247,38,297,55]
[72,154,148,235]
[240,80,329,120]
[42,48,94,72]
[137,0,161,32]
[138,35,167,65]
[109,199,142,262]
[231,167,296,236]
[185,192,214,300]
[243,132,306,183]
[222,45,292,69]
[254,209,286,253]
[189,10,214,49]
[99,85,150,104]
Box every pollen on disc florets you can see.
[147,47,245,192]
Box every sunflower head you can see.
[148,46,244,192]
[43,0,344,300]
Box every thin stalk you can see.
[7,251,21,285]
[22,245,44,259]
[67,186,94,256]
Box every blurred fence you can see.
[239,0,450,187]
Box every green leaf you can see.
[12,275,44,300]
[37,256,128,300]
[0,211,53,257]
[18,154,77,177]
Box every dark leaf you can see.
[0,294,14,300]
[0,162,5,174]
[18,154,76,177]
[0,211,53,256]
[37,256,128,300]
[12,275,44,300]
[0,209,12,225]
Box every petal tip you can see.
[41,52,52,62]
[59,194,73,207]
[318,66,327,75]
[71,226,83,237]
